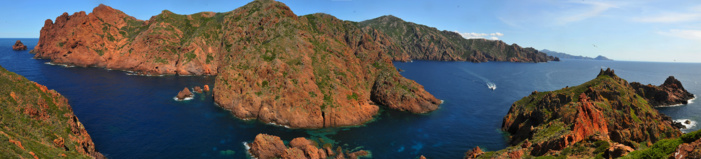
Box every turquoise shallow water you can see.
[2,38,700,158]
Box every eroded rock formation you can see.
[248,134,368,159]
[631,76,695,107]
[12,40,27,50]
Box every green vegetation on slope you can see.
[358,15,558,62]
[0,65,101,158]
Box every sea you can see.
[1,38,700,159]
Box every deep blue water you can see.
[2,38,701,159]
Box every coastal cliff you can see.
[358,15,559,62]
[0,65,103,158]
[31,0,441,128]
[468,69,693,158]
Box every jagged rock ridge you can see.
[358,15,559,62]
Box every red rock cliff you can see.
[33,0,441,128]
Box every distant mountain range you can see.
[540,49,612,61]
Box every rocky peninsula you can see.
[30,0,448,128]
[0,65,103,158]
[466,68,695,158]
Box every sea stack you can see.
[176,87,193,100]
[203,85,210,92]
[12,40,27,50]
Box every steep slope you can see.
[0,65,103,158]
[358,15,559,62]
[31,0,441,128]
[469,69,689,158]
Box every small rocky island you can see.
[467,68,697,158]
[248,134,369,159]
[12,40,27,50]
[175,87,193,100]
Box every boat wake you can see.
[458,67,496,91]
[487,82,496,90]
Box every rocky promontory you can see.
[631,76,695,107]
[12,40,27,50]
[0,65,103,158]
[469,68,693,158]
[31,0,441,128]
[248,134,369,159]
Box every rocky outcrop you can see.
[464,146,484,159]
[34,0,441,128]
[248,134,368,159]
[370,70,441,113]
[672,138,701,159]
[203,85,210,92]
[358,15,559,63]
[631,76,695,107]
[12,40,27,50]
[176,87,192,100]
[0,65,103,158]
[193,86,202,93]
[480,68,685,158]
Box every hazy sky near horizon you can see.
[1,0,699,62]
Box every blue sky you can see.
[1,0,699,62]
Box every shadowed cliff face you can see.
[358,15,560,62]
[31,0,440,128]
[0,65,103,159]
[469,69,690,158]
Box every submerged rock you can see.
[176,87,193,100]
[12,40,27,50]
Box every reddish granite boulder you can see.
[249,134,287,159]
[12,40,27,50]
[193,86,202,93]
[248,134,367,159]
[203,85,210,92]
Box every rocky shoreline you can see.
[247,134,370,159]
